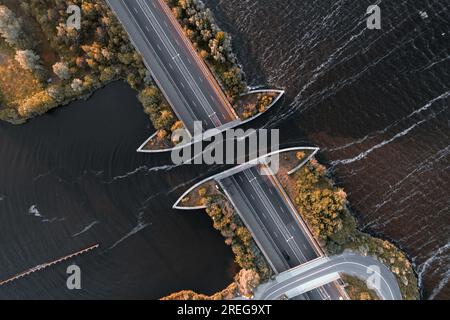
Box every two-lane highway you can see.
[219,166,344,300]
[109,0,346,300]
[256,253,403,300]
[107,0,236,134]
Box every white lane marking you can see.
[269,188,274,195]
[273,232,279,238]
[133,7,139,13]
[264,260,396,300]
[180,82,185,88]
[250,194,256,200]
[157,44,162,51]
[138,0,216,123]
[242,169,306,263]
[121,3,199,127]
[145,26,150,32]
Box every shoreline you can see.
[166,149,419,300]
[0,0,421,300]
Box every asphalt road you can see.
[219,166,344,300]
[107,0,236,134]
[256,253,403,300]
[109,0,344,300]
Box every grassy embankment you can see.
[277,153,420,300]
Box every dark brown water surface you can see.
[205,0,450,299]
[0,82,237,299]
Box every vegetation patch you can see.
[138,86,183,149]
[341,274,379,300]
[163,194,272,300]
[161,282,238,300]
[234,91,277,120]
[0,0,178,136]
[177,180,220,208]
[164,0,247,102]
[277,156,420,300]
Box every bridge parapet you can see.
[275,256,329,283]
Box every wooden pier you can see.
[0,244,99,287]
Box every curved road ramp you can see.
[253,252,402,300]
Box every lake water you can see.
[205,0,450,299]
[0,82,237,299]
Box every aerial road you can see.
[109,0,343,300]
[106,0,236,134]
[219,166,345,300]
[256,253,403,300]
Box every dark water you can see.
[0,82,237,299]
[205,0,450,299]
[1,1,449,300]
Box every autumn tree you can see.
[15,50,47,81]
[222,67,246,99]
[236,269,260,297]
[52,61,71,80]
[0,5,30,49]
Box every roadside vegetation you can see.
[278,156,420,300]
[164,191,271,300]
[164,0,247,101]
[341,274,380,300]
[164,0,279,122]
[162,268,261,300]
[0,0,179,141]
[162,282,238,300]
[234,92,275,120]
[1,0,420,301]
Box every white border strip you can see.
[173,146,319,210]
[136,89,285,153]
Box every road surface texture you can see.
[218,166,345,300]
[107,0,236,135]
[108,0,342,300]
[255,253,402,300]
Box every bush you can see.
[139,86,176,131]
[0,5,31,49]
[165,0,247,100]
